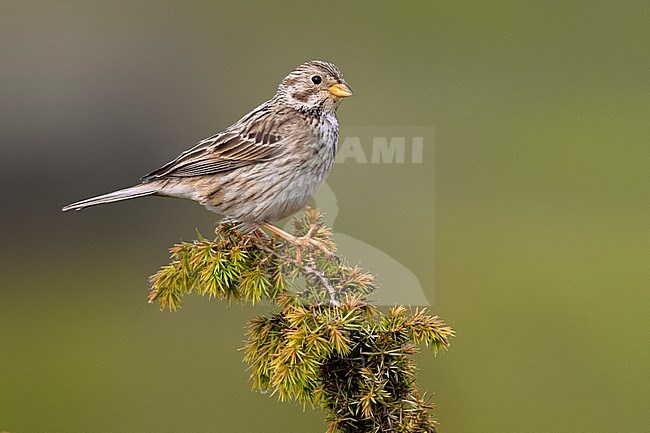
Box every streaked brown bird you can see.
[63,60,352,245]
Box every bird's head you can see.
[276,60,353,114]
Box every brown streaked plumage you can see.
[62,60,352,226]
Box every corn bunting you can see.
[63,60,352,243]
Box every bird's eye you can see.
[311,75,322,85]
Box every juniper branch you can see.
[252,238,339,305]
[148,208,454,432]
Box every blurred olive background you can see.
[1,1,648,432]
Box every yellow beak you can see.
[328,83,353,98]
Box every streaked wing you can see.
[142,102,289,180]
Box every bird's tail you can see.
[62,183,159,212]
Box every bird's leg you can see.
[251,227,269,240]
[239,226,270,247]
[262,222,333,258]
[216,220,270,247]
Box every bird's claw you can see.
[262,222,334,260]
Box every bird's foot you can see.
[262,222,333,260]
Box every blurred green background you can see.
[1,1,648,432]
